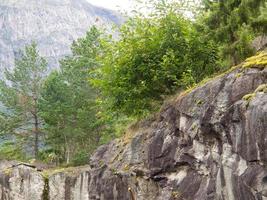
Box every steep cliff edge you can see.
[0,52,266,199]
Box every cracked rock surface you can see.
[84,66,267,200]
[0,163,44,200]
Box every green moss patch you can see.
[242,84,267,108]
[41,165,90,178]
[243,52,267,69]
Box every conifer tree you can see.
[202,0,266,65]
[0,42,47,158]
[40,26,101,165]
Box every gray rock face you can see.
[48,166,91,200]
[252,36,267,51]
[0,56,266,199]
[72,64,267,200]
[83,64,267,200]
[0,0,122,75]
[0,163,44,200]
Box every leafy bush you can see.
[92,10,218,117]
[0,141,26,161]
[200,0,266,65]
[70,150,89,166]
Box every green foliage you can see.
[91,5,218,117]
[0,42,48,158]
[70,150,89,166]
[186,26,219,82]
[200,0,266,65]
[252,3,267,33]
[180,70,196,89]
[40,26,103,165]
[0,140,27,161]
[1,0,264,167]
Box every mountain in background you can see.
[0,0,123,75]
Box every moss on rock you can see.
[243,51,267,69]
[255,84,267,93]
[242,93,256,102]
[242,84,267,108]
[41,165,90,178]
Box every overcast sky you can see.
[87,0,135,11]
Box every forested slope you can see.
[0,2,266,199]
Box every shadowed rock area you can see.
[0,52,266,199]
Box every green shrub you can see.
[70,150,89,166]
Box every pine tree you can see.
[0,42,47,158]
[40,26,102,165]
[201,0,266,65]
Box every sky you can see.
[87,0,135,11]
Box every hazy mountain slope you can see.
[0,0,123,74]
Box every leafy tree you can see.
[252,2,267,33]
[0,140,26,161]
[40,26,102,164]
[186,25,219,82]
[92,15,186,117]
[0,42,47,158]
[91,4,218,118]
[200,0,266,65]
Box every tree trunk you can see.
[66,148,70,164]
[63,133,70,164]
[33,113,39,158]
[33,97,39,159]
[230,31,239,65]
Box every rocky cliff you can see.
[0,0,122,75]
[0,52,266,199]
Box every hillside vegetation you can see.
[0,0,266,166]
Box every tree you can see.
[40,26,103,165]
[91,4,218,118]
[200,0,266,65]
[0,42,47,158]
[252,2,267,34]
